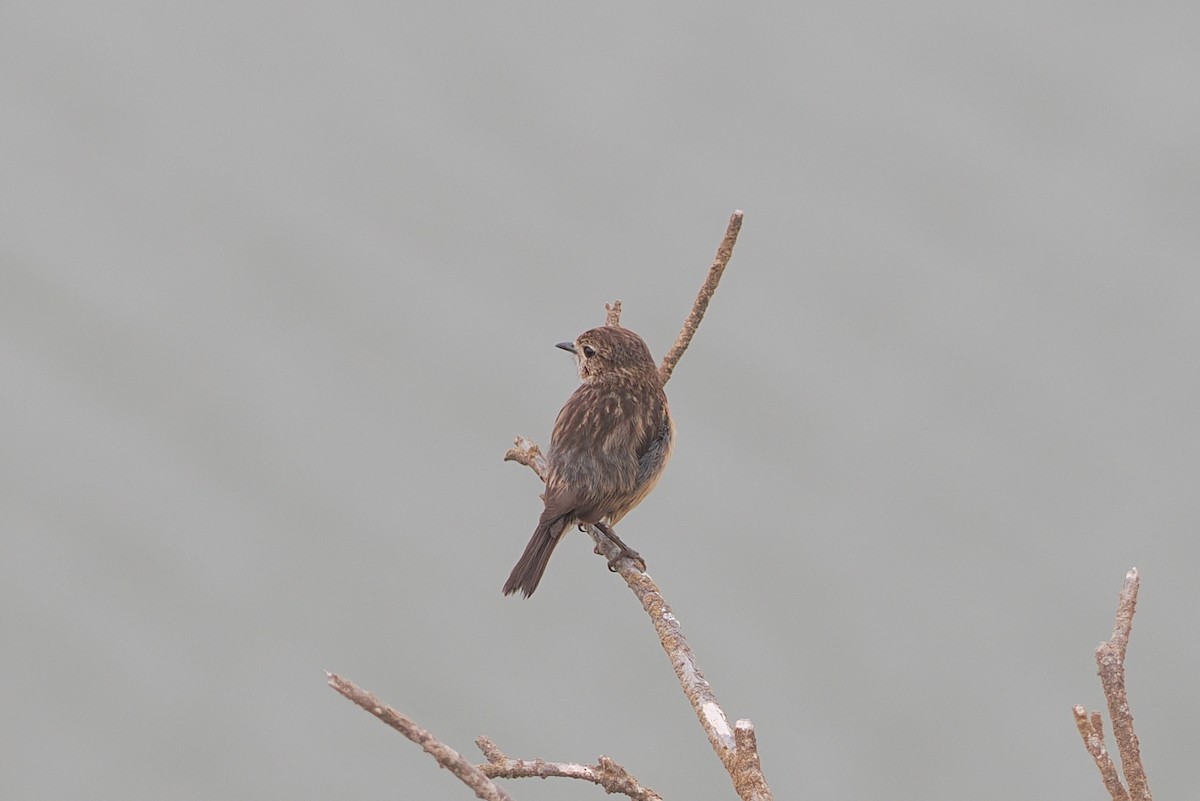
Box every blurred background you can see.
[3,2,1198,799]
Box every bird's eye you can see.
[582,345,596,358]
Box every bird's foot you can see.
[607,546,645,572]
[593,522,646,572]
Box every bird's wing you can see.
[635,393,673,488]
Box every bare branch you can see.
[475,736,663,801]
[1074,568,1152,801]
[1107,567,1138,661]
[601,540,771,800]
[502,436,547,478]
[659,210,743,386]
[733,721,772,801]
[1074,705,1130,801]
[1100,569,1151,801]
[326,673,513,801]
[606,300,623,326]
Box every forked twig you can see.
[1073,568,1152,801]
[327,673,512,801]
[475,736,662,801]
[605,300,623,327]
[1073,707,1129,801]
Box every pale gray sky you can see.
[3,3,1198,799]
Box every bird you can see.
[503,325,674,598]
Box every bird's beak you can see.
[556,341,576,354]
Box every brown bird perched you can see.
[504,325,674,598]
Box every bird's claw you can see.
[607,548,646,573]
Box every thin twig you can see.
[475,736,663,801]
[606,300,623,327]
[502,435,547,475]
[733,721,771,801]
[1073,568,1152,801]
[606,539,770,800]
[617,547,736,764]
[659,210,743,386]
[327,673,513,801]
[1073,706,1130,801]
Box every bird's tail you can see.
[503,513,571,598]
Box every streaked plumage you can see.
[503,326,673,598]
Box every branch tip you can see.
[659,210,743,385]
[1073,569,1151,801]
[328,674,512,801]
[605,300,623,326]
